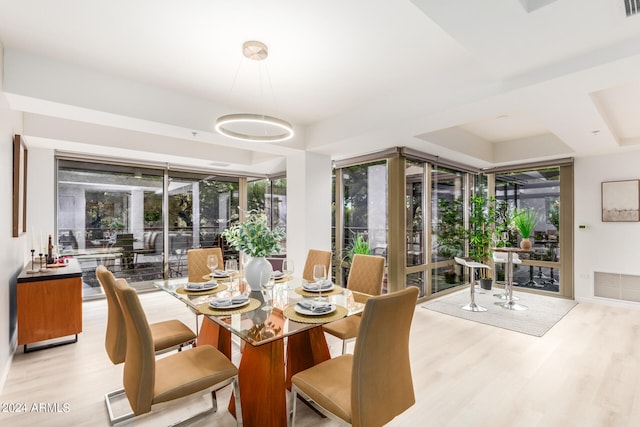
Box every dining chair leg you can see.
[232,376,243,426]
[210,389,218,414]
[290,386,298,427]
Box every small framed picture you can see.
[602,179,640,222]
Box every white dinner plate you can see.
[208,298,250,310]
[301,282,334,293]
[213,270,229,278]
[185,281,218,291]
[294,302,336,316]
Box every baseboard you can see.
[0,329,17,394]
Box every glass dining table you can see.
[154,275,364,426]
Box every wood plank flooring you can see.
[1,291,640,426]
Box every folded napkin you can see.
[209,296,249,308]
[213,270,228,277]
[296,301,333,313]
[302,280,333,291]
[186,280,216,290]
[272,270,284,278]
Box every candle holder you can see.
[26,249,39,274]
[39,253,48,272]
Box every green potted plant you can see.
[222,210,285,290]
[513,208,538,249]
[468,194,495,290]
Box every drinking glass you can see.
[282,259,294,289]
[206,255,218,278]
[261,271,275,311]
[225,259,239,291]
[312,264,327,301]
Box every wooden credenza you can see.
[17,259,82,352]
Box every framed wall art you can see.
[601,179,640,222]
[13,134,27,237]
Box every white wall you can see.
[286,151,332,275]
[26,147,56,252]
[0,97,25,391]
[574,151,640,306]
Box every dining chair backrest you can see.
[302,249,332,282]
[96,265,127,364]
[114,278,157,415]
[187,247,223,282]
[346,254,385,296]
[351,286,418,427]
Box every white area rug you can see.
[422,287,577,337]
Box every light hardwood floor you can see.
[1,290,640,426]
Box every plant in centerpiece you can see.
[513,207,538,249]
[222,210,285,291]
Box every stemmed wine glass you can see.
[225,259,239,291]
[312,264,327,301]
[206,255,218,279]
[261,271,275,311]
[282,259,294,289]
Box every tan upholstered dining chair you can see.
[188,247,224,283]
[112,278,242,426]
[96,266,197,424]
[96,265,196,365]
[301,249,332,282]
[322,254,385,353]
[291,286,419,427]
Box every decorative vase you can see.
[244,256,273,291]
[520,238,532,249]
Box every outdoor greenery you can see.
[344,232,371,263]
[434,197,465,259]
[548,199,560,230]
[222,210,285,257]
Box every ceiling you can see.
[2,0,640,174]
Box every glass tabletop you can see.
[153,276,364,346]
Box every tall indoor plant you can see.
[222,210,285,290]
[468,194,495,289]
[513,207,538,249]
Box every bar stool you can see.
[454,257,491,312]
[492,251,521,300]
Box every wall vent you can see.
[624,0,640,17]
[594,272,640,302]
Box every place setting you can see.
[284,298,347,324]
[295,278,342,297]
[176,279,228,296]
[198,293,261,316]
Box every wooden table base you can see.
[199,318,331,426]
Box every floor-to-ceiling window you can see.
[57,158,287,300]
[492,165,571,295]
[165,171,240,278]
[248,177,287,250]
[430,165,467,295]
[57,160,165,298]
[333,160,388,286]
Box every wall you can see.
[286,151,332,275]
[26,147,56,250]
[574,151,640,307]
[0,79,25,391]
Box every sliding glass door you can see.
[57,161,164,298]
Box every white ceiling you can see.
[2,0,640,174]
